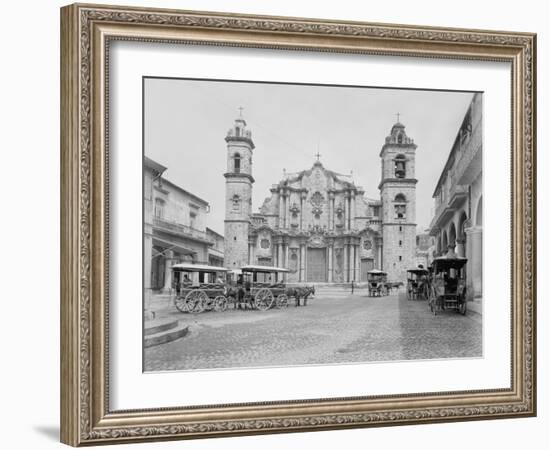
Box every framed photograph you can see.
[60,3,536,446]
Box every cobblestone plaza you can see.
[144,288,482,372]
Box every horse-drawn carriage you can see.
[406,268,429,300]
[367,270,388,297]
[171,263,230,313]
[427,255,468,315]
[228,265,315,309]
[171,263,315,314]
[230,265,291,310]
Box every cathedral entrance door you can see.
[307,248,327,282]
[361,258,374,281]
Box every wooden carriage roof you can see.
[171,263,228,272]
[240,265,290,273]
[367,269,387,275]
[407,268,429,274]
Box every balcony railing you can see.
[153,217,214,244]
[430,183,468,231]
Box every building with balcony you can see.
[429,93,483,301]
[144,157,219,296]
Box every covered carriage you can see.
[367,270,388,297]
[427,256,468,315]
[230,265,291,310]
[171,263,229,314]
[406,268,429,300]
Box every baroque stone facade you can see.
[224,114,418,283]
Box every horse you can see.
[286,285,315,306]
[384,281,404,294]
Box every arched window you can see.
[397,133,403,144]
[394,194,406,220]
[394,154,406,178]
[394,193,406,203]
[233,153,241,173]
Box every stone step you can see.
[144,322,189,348]
[144,319,179,336]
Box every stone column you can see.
[278,189,284,229]
[248,240,256,265]
[328,193,333,230]
[328,244,333,283]
[304,244,308,281]
[376,237,383,270]
[285,194,291,229]
[351,193,356,231]
[465,226,483,298]
[284,243,289,269]
[300,193,305,230]
[300,244,306,282]
[343,244,349,283]
[456,239,466,258]
[344,192,350,230]
[351,244,355,281]
[163,249,174,293]
[355,244,361,282]
[332,197,337,230]
[278,243,284,269]
[283,244,290,282]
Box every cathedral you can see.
[223,112,418,284]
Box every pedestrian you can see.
[351,280,355,294]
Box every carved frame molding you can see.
[61,3,536,446]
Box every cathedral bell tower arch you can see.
[379,119,418,282]
[224,109,255,268]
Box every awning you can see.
[151,237,196,257]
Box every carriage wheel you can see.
[174,296,188,313]
[214,295,228,312]
[185,290,207,313]
[254,288,274,311]
[276,294,289,308]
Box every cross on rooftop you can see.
[315,152,322,161]
[238,106,244,117]
[396,112,401,122]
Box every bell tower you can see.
[379,117,417,282]
[224,108,255,268]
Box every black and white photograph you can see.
[142,78,483,372]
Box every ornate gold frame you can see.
[60,3,536,446]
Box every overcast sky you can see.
[144,78,475,235]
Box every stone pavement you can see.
[144,288,482,372]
